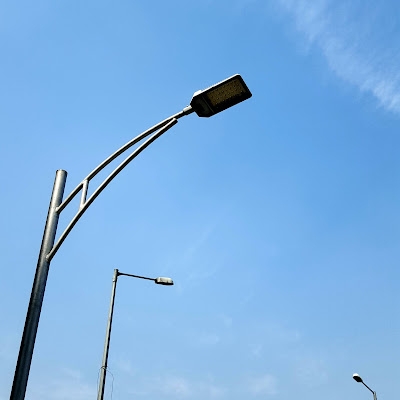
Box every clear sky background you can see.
[1,1,399,400]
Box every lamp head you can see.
[190,74,252,117]
[155,277,174,286]
[353,373,363,383]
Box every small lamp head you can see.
[353,373,363,383]
[155,277,174,286]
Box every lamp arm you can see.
[362,382,377,398]
[46,117,180,261]
[45,105,194,261]
[117,271,157,281]
[56,106,193,214]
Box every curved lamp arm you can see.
[57,106,192,213]
[47,106,193,261]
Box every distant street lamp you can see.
[97,269,173,400]
[353,373,377,400]
[10,74,251,400]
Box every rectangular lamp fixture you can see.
[190,74,252,117]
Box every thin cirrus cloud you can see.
[294,357,328,387]
[275,0,400,114]
[163,376,192,398]
[29,369,96,400]
[247,374,278,396]
[128,375,227,399]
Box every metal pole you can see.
[10,170,67,400]
[97,269,119,400]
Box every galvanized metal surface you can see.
[10,170,67,400]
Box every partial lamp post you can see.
[10,74,252,400]
[353,373,377,400]
[97,269,173,400]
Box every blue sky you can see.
[1,1,399,400]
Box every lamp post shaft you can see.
[97,269,119,400]
[10,170,67,400]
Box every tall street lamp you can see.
[353,373,377,400]
[10,74,252,400]
[97,269,173,400]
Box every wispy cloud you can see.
[29,368,96,400]
[164,376,192,398]
[247,374,278,396]
[294,357,328,387]
[127,373,280,400]
[275,0,400,113]
[114,357,137,376]
[250,343,264,358]
[128,375,227,399]
[220,313,233,328]
[197,332,221,346]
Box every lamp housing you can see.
[190,74,252,117]
[155,277,174,285]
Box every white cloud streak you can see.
[247,374,278,396]
[275,0,400,113]
[164,376,192,398]
[28,368,96,400]
[294,357,328,387]
[128,375,227,399]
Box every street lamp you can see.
[97,269,173,400]
[10,74,251,400]
[353,373,377,400]
[190,74,252,117]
